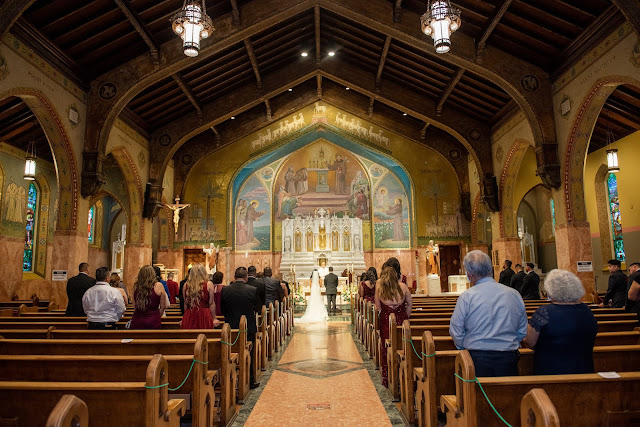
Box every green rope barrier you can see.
[402,338,436,360]
[221,329,247,346]
[453,373,513,427]
[144,358,208,390]
[257,315,265,328]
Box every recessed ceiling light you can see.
[301,52,308,57]
[288,88,293,92]
[345,87,350,90]
[230,116,235,120]
[403,113,407,116]
[328,51,335,56]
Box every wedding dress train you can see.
[298,270,328,323]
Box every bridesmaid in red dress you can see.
[130,265,170,329]
[211,271,225,317]
[358,269,377,302]
[375,258,412,387]
[181,263,221,329]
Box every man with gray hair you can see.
[450,250,527,377]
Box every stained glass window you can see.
[23,183,37,272]
[550,199,556,236]
[607,173,625,262]
[88,206,94,244]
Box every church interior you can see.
[1,0,640,425]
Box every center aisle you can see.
[236,321,404,426]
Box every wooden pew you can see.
[441,350,640,427]
[403,326,640,427]
[0,328,237,426]
[0,334,216,427]
[519,389,559,427]
[0,354,186,427]
[46,394,89,427]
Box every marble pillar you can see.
[491,238,522,281]
[156,249,185,280]
[124,244,152,291]
[555,222,596,302]
[52,230,89,278]
[223,247,231,284]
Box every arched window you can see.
[607,173,625,261]
[88,205,95,244]
[23,182,37,272]
[550,198,556,236]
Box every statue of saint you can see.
[426,240,440,276]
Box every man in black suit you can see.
[221,267,261,388]
[324,266,339,315]
[520,262,540,300]
[263,267,284,310]
[510,264,526,293]
[179,268,190,314]
[498,260,515,287]
[601,259,627,308]
[247,265,266,309]
[65,262,96,316]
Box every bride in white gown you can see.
[298,270,328,323]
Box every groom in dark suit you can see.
[324,267,339,315]
[221,266,261,388]
[65,262,96,316]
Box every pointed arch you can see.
[0,88,79,231]
[107,147,144,243]
[498,139,534,238]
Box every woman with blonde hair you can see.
[130,265,170,329]
[375,259,412,387]
[181,263,220,329]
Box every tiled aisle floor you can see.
[238,321,404,426]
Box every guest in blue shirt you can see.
[523,269,597,375]
[449,250,527,377]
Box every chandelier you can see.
[24,140,36,181]
[172,1,214,57]
[420,1,461,54]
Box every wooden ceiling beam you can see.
[265,99,272,121]
[476,0,513,60]
[611,0,640,39]
[172,73,203,118]
[375,35,392,90]
[420,122,429,140]
[114,0,161,66]
[436,68,464,117]
[368,96,375,117]
[230,0,240,26]
[315,5,321,65]
[244,38,263,89]
[317,74,323,97]
[394,0,403,23]
[0,0,36,39]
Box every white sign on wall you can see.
[577,261,593,272]
[52,270,68,281]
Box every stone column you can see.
[491,238,522,281]
[555,222,596,302]
[223,247,232,283]
[0,236,26,299]
[123,243,152,291]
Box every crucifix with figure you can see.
[165,197,190,236]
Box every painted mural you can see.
[373,173,410,248]
[273,141,370,220]
[235,175,271,251]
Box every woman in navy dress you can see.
[523,269,598,375]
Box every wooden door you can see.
[439,245,461,292]
[183,249,206,277]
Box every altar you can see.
[279,208,367,278]
[296,276,351,305]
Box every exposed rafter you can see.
[0,0,36,39]
[114,0,160,66]
[476,0,513,60]
[368,96,375,117]
[244,38,263,89]
[420,122,429,140]
[611,0,640,38]
[375,35,392,91]
[265,99,272,120]
[393,0,403,22]
[315,5,321,65]
[317,74,323,97]
[230,0,240,26]
[436,68,465,117]
[172,74,203,118]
